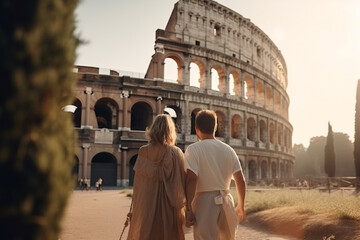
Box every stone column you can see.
[121,90,130,130]
[82,143,90,178]
[243,112,248,146]
[84,87,92,128]
[182,59,190,86]
[240,71,246,99]
[156,96,163,114]
[121,149,128,187]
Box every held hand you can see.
[235,205,246,223]
[185,210,196,227]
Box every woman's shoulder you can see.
[138,144,149,155]
[168,145,184,157]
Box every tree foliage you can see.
[324,122,336,177]
[294,133,354,178]
[354,79,360,189]
[0,0,79,239]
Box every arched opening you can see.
[261,161,267,179]
[231,114,242,139]
[280,162,285,179]
[278,124,283,146]
[269,122,275,144]
[274,91,280,113]
[73,98,81,128]
[131,102,153,131]
[191,108,201,134]
[256,81,264,106]
[259,119,267,143]
[91,152,117,186]
[164,105,181,133]
[164,57,181,83]
[248,160,257,182]
[189,62,202,88]
[247,117,257,141]
[72,156,79,182]
[215,111,225,137]
[129,154,137,187]
[94,99,118,129]
[244,76,254,101]
[211,66,225,92]
[271,162,277,179]
[266,86,273,110]
[230,71,241,96]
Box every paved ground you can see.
[59,190,297,240]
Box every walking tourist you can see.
[126,114,186,240]
[184,109,247,240]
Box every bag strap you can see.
[119,198,133,240]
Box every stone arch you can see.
[163,55,183,84]
[215,110,225,137]
[274,91,280,113]
[73,98,82,128]
[72,155,79,179]
[266,86,273,110]
[131,101,153,131]
[247,117,257,141]
[211,65,225,92]
[128,154,138,187]
[231,114,242,139]
[189,61,205,88]
[191,108,201,134]
[280,162,285,179]
[244,76,255,101]
[256,81,265,106]
[229,70,241,96]
[269,122,275,144]
[260,160,267,179]
[94,98,119,129]
[248,160,257,182]
[271,161,277,179]
[91,152,117,186]
[164,105,182,133]
[259,119,267,143]
[278,124,283,146]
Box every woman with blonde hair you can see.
[127,114,186,240]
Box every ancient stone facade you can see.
[72,0,294,187]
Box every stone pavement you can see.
[59,190,297,240]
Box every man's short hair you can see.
[195,110,217,134]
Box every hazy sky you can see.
[75,0,360,147]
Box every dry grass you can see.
[241,188,360,220]
[235,188,360,239]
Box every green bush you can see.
[0,0,79,239]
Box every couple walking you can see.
[127,110,246,240]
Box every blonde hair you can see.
[146,114,177,146]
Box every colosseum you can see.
[72,0,294,187]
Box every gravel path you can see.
[59,190,297,240]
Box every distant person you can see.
[97,177,103,191]
[84,178,89,191]
[127,114,186,240]
[185,110,246,240]
[79,178,84,191]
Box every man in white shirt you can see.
[185,110,246,240]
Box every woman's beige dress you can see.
[127,145,186,240]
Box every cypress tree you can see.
[0,0,79,239]
[354,79,360,190]
[324,122,336,177]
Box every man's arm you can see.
[233,170,246,223]
[185,169,197,227]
